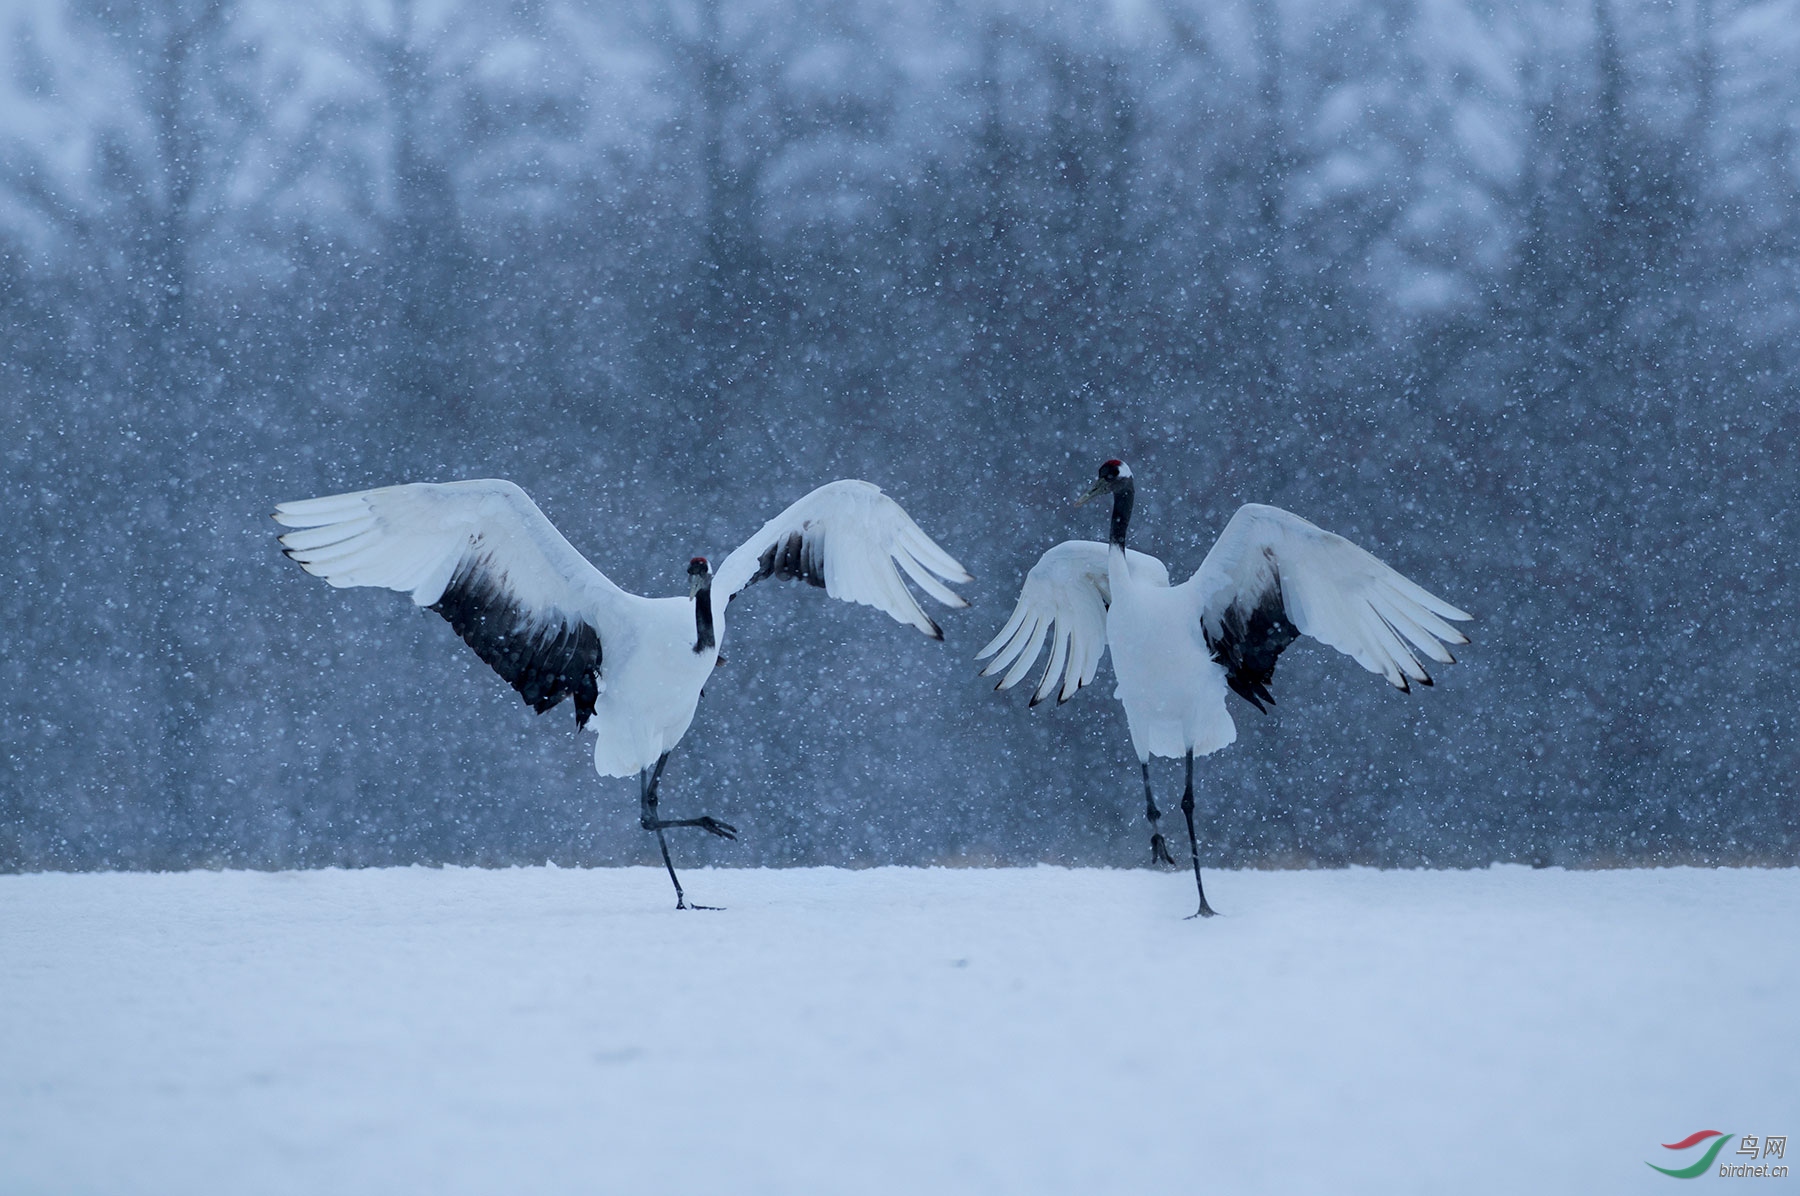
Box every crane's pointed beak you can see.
[688,573,708,599]
[1075,478,1109,507]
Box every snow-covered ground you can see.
[2,865,1795,1194]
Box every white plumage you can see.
[275,477,971,908]
[979,460,1470,916]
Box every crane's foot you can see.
[1151,834,1176,866]
[1185,897,1218,920]
[694,816,737,841]
[642,815,738,841]
[676,896,726,911]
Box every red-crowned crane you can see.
[978,460,1469,917]
[275,478,971,909]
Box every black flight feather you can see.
[1203,565,1300,713]
[428,550,602,728]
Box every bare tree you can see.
[1,0,263,372]
[0,0,281,853]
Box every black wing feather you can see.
[428,551,602,727]
[1203,563,1300,713]
[748,528,828,590]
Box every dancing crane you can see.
[275,477,971,909]
[978,460,1469,917]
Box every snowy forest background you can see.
[2,0,1795,872]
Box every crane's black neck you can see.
[1109,479,1135,549]
[693,588,716,653]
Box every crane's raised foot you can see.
[1150,833,1176,866]
[693,816,737,841]
[641,814,738,841]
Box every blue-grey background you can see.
[2,0,1794,871]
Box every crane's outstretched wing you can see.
[1183,503,1471,710]
[711,479,972,639]
[273,479,636,727]
[978,541,1171,705]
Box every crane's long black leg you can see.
[641,762,690,910]
[639,750,736,911]
[645,751,737,841]
[1142,761,1176,866]
[1180,749,1218,919]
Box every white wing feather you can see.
[273,479,629,616]
[978,541,1171,705]
[1185,503,1471,692]
[712,479,972,639]
[273,480,643,727]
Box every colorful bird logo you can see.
[1648,1130,1735,1178]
